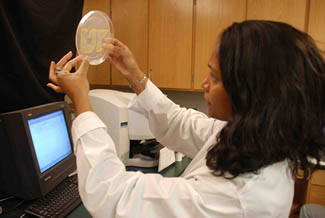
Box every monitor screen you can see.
[27,110,72,173]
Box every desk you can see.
[66,157,192,218]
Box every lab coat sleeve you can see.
[71,112,210,218]
[128,80,226,158]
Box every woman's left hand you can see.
[47,51,74,93]
[47,52,90,110]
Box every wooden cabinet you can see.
[148,0,247,90]
[84,0,194,89]
[247,0,308,31]
[291,169,325,215]
[82,0,111,85]
[306,170,325,205]
[82,0,325,88]
[148,0,193,89]
[111,0,149,86]
[193,0,246,90]
[308,0,325,57]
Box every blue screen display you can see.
[28,110,72,173]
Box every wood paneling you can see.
[308,0,325,54]
[82,0,111,85]
[317,44,325,57]
[311,170,325,186]
[307,184,325,205]
[149,0,193,89]
[111,0,149,86]
[82,0,325,89]
[247,0,308,31]
[304,170,325,205]
[193,0,246,90]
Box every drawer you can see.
[311,170,325,186]
[308,184,325,205]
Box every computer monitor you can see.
[0,101,76,200]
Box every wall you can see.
[164,90,208,114]
[91,85,208,115]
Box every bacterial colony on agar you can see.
[75,10,114,65]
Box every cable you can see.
[0,199,25,216]
[0,196,14,202]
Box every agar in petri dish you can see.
[75,10,114,65]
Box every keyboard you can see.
[24,174,81,218]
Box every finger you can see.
[49,61,56,82]
[46,83,63,93]
[103,52,113,63]
[102,43,123,58]
[101,45,112,63]
[57,51,73,68]
[78,56,90,76]
[101,43,114,51]
[109,56,118,66]
[104,37,118,45]
[75,57,82,70]
[101,44,115,59]
[107,55,113,63]
[63,56,83,72]
[104,37,127,49]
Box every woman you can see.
[48,20,325,217]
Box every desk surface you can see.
[66,157,192,217]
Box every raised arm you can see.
[46,52,237,218]
[128,80,224,158]
[102,38,225,157]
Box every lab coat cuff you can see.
[128,79,164,112]
[71,111,107,152]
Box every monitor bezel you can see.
[22,102,75,179]
[0,101,76,199]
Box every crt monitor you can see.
[0,101,76,200]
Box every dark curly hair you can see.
[206,20,325,179]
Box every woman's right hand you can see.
[102,38,147,93]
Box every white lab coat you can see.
[71,80,294,218]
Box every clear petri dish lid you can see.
[75,10,114,65]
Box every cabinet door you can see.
[307,170,325,205]
[111,0,149,86]
[247,0,308,31]
[193,0,246,90]
[149,0,193,89]
[82,0,111,85]
[308,0,325,57]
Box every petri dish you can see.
[75,10,114,65]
